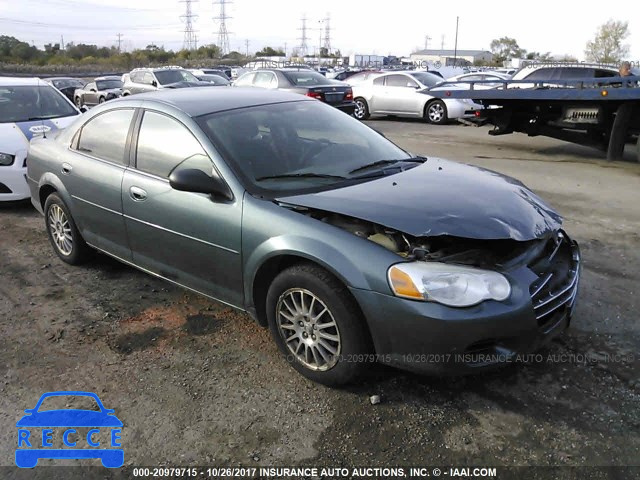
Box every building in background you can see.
[410,49,493,66]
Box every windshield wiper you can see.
[255,172,347,181]
[348,157,427,175]
[28,115,59,121]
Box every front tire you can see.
[266,263,372,386]
[44,193,90,265]
[425,100,448,124]
[353,97,370,120]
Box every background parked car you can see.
[350,71,482,124]
[188,68,231,80]
[74,76,123,107]
[45,77,86,103]
[508,62,621,88]
[445,72,512,89]
[0,76,81,202]
[122,66,211,96]
[233,68,355,115]
[195,74,231,86]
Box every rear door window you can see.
[76,109,135,164]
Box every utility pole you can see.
[60,35,65,51]
[116,33,123,52]
[180,0,198,51]
[453,16,459,66]
[323,13,331,56]
[244,39,249,57]
[440,34,445,50]
[424,35,431,50]
[318,19,324,65]
[298,15,308,58]
[284,41,287,58]
[213,0,232,56]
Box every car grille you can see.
[527,231,580,330]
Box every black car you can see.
[46,77,86,103]
[74,76,123,107]
[233,68,356,115]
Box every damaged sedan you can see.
[26,88,581,385]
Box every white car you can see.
[0,77,81,201]
[349,71,482,124]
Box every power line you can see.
[0,17,181,30]
[213,0,232,56]
[180,0,198,51]
[18,0,165,12]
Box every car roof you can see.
[94,76,121,81]
[0,76,54,86]
[126,87,313,117]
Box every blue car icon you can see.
[16,391,123,468]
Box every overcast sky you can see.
[0,0,637,61]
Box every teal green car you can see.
[26,88,580,385]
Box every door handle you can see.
[129,186,147,201]
[61,163,72,175]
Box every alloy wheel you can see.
[276,288,341,371]
[428,103,445,123]
[354,100,366,119]
[48,204,73,256]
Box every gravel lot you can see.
[1,120,639,477]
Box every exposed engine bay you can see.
[299,208,538,269]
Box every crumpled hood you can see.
[277,158,562,241]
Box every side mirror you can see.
[151,80,158,87]
[90,88,96,92]
[80,106,88,113]
[169,168,233,200]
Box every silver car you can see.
[350,71,483,124]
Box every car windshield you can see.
[96,79,123,90]
[52,79,84,89]
[197,100,414,196]
[282,71,332,86]
[409,72,443,87]
[0,85,78,123]
[154,69,199,85]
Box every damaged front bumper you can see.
[350,233,581,375]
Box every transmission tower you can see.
[213,0,232,56]
[322,14,331,55]
[180,0,199,51]
[297,15,309,57]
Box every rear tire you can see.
[44,193,90,265]
[425,100,448,125]
[75,96,83,108]
[266,263,372,386]
[99,97,106,104]
[353,97,370,120]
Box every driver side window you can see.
[135,111,211,178]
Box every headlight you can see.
[388,262,511,307]
[0,152,15,166]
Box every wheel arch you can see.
[247,247,371,328]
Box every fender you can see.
[35,173,83,227]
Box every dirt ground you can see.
[1,120,639,478]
